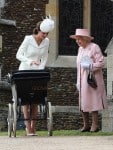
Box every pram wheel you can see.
[7,103,17,137]
[13,102,17,137]
[7,103,13,137]
[47,102,53,136]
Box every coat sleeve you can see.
[38,40,50,69]
[16,36,33,65]
[76,48,81,85]
[92,44,105,71]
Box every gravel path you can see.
[0,136,113,150]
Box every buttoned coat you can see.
[77,42,107,112]
[16,35,49,70]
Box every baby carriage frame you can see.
[7,69,53,137]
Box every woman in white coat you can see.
[16,17,54,136]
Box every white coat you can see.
[16,35,49,70]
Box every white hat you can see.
[40,15,54,33]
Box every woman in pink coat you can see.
[70,29,107,132]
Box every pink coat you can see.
[77,43,107,112]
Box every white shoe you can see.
[31,133,38,136]
[27,133,34,136]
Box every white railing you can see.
[0,63,2,81]
[0,0,5,8]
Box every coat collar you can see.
[29,35,48,49]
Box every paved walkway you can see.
[0,136,113,150]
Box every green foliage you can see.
[1,130,113,137]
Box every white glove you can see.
[76,83,80,91]
[81,62,90,69]
[80,55,93,69]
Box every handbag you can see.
[87,67,97,89]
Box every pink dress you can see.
[77,42,107,112]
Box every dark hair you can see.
[33,21,42,35]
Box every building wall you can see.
[0,0,47,75]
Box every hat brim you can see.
[70,35,94,40]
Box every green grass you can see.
[1,130,113,137]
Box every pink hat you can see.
[70,29,94,40]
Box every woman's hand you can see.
[30,61,40,66]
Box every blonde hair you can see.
[82,36,91,43]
